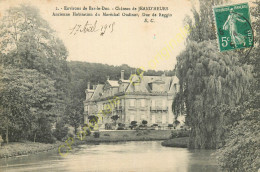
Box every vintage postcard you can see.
[0,0,259,171]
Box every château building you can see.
[83,70,180,129]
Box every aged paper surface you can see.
[0,0,257,171]
[0,0,194,70]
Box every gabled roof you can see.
[90,84,104,101]
[119,79,130,83]
[85,89,94,93]
[130,74,141,83]
[107,80,119,87]
[169,76,179,93]
[85,73,179,102]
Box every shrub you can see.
[152,124,158,127]
[105,123,112,130]
[35,117,56,143]
[93,132,100,138]
[170,130,189,138]
[168,124,174,129]
[82,126,91,136]
[131,121,137,125]
[118,123,125,127]
[0,135,3,146]
[117,127,125,130]
[53,120,69,141]
[142,120,148,125]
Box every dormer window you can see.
[148,83,153,90]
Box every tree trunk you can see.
[6,124,8,144]
[34,133,36,143]
[74,126,77,135]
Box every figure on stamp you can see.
[223,8,246,47]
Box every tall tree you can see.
[0,5,70,119]
[184,0,228,42]
[0,68,57,143]
[216,1,260,171]
[173,40,252,149]
[65,98,84,135]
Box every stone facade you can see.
[83,70,180,128]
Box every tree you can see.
[173,40,252,149]
[0,68,57,143]
[142,120,148,125]
[88,115,99,126]
[215,1,260,171]
[111,115,120,126]
[184,0,228,42]
[173,119,180,128]
[53,120,69,141]
[0,5,70,120]
[65,98,84,134]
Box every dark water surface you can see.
[0,141,220,172]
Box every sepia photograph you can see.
[0,0,259,171]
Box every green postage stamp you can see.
[213,3,254,52]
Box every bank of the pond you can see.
[0,141,63,159]
[86,130,173,142]
[161,137,189,148]
[0,130,185,159]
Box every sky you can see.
[0,0,252,70]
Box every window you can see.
[141,99,145,107]
[148,83,153,90]
[162,100,166,107]
[152,115,155,123]
[130,99,135,107]
[162,115,166,124]
[151,100,155,107]
[174,84,177,92]
[130,115,135,122]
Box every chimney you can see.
[107,76,110,80]
[121,70,124,80]
[93,85,97,90]
[87,82,90,89]
[162,72,166,77]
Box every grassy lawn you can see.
[82,130,173,142]
[0,141,62,159]
[161,137,189,148]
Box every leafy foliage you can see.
[184,0,228,42]
[53,120,69,141]
[111,115,119,124]
[0,68,57,143]
[215,1,260,171]
[0,5,70,143]
[65,98,84,134]
[173,40,252,149]
[142,120,148,125]
[88,115,99,125]
[216,109,260,171]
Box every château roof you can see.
[85,74,179,102]
[107,80,119,87]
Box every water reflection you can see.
[0,141,219,172]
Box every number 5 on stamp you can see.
[213,3,254,52]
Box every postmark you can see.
[213,3,253,52]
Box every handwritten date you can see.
[69,20,115,36]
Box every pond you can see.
[0,141,220,172]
